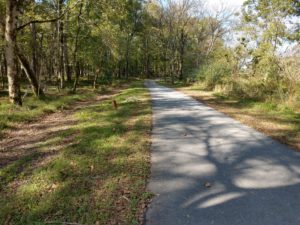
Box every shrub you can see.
[196,58,233,90]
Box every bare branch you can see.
[17,0,82,31]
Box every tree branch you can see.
[17,0,81,31]
[17,17,63,31]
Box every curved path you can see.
[144,80,300,225]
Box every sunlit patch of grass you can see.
[0,81,152,225]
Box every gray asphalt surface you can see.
[144,80,300,225]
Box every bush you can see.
[194,50,299,106]
[196,58,233,90]
[223,77,278,100]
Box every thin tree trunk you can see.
[39,33,45,83]
[30,23,38,78]
[72,3,83,93]
[17,50,44,97]
[49,25,56,82]
[72,62,80,92]
[1,66,5,89]
[124,34,133,80]
[5,0,22,105]
[93,68,100,89]
[144,37,150,78]
[1,18,6,89]
[0,54,6,89]
[64,12,71,82]
[0,59,2,89]
[57,0,65,89]
[179,33,184,80]
[171,62,175,85]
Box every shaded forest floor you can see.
[0,87,96,138]
[160,81,300,152]
[0,81,152,225]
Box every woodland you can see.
[0,0,299,105]
[0,0,299,224]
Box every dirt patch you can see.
[0,94,117,169]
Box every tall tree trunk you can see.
[57,0,65,89]
[144,37,151,78]
[39,33,45,83]
[17,50,44,97]
[178,29,186,81]
[1,20,6,89]
[49,24,56,82]
[124,34,133,80]
[64,13,71,82]
[0,53,6,89]
[5,0,22,105]
[72,2,83,93]
[125,46,129,79]
[30,23,38,78]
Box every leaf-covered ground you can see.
[0,81,152,225]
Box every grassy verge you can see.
[0,81,152,225]
[159,80,300,151]
[0,87,96,136]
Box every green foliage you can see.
[224,77,277,100]
[192,0,299,105]
[196,47,235,90]
[197,60,233,90]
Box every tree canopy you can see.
[0,0,299,105]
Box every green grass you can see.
[0,87,96,136]
[0,81,152,225]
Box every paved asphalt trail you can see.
[144,80,300,225]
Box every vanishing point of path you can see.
[144,80,300,225]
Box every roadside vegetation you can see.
[0,81,152,225]
[160,80,300,151]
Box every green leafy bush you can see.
[196,58,233,90]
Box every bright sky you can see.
[208,0,297,54]
[169,0,296,53]
[162,0,246,11]
[206,0,246,11]
[203,0,245,7]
